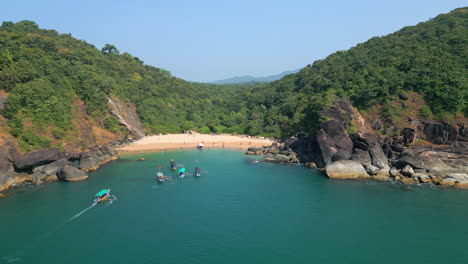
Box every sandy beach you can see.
[119,133,274,152]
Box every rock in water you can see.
[43,158,67,176]
[325,160,370,180]
[79,156,100,172]
[58,166,88,182]
[401,164,415,177]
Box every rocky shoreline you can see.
[247,100,468,189]
[0,139,131,196]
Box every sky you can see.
[2,0,467,82]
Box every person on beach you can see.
[170,159,176,170]
[195,167,201,177]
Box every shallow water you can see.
[1,149,467,263]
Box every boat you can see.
[93,189,110,204]
[157,172,165,183]
[196,143,203,150]
[178,167,186,178]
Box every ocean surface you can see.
[1,149,467,264]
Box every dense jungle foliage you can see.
[0,20,256,150]
[243,7,467,137]
[0,8,466,150]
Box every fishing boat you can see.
[178,167,186,178]
[157,172,165,183]
[93,189,110,204]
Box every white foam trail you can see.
[104,195,117,208]
[70,203,96,220]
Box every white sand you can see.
[119,133,274,152]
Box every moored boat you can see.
[157,172,165,183]
[196,143,203,150]
[93,189,110,204]
[178,167,186,178]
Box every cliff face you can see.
[108,96,145,139]
[0,95,144,194]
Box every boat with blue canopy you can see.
[93,189,110,204]
[178,167,186,178]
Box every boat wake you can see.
[104,195,117,208]
[70,203,96,221]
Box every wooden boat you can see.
[178,167,186,178]
[157,172,165,183]
[93,189,110,204]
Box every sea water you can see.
[1,149,467,263]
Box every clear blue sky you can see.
[3,0,467,82]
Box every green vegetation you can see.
[238,8,467,137]
[0,8,466,151]
[0,20,256,150]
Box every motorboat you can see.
[93,189,110,204]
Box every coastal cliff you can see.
[253,99,468,188]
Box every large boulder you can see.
[317,120,353,165]
[401,164,415,177]
[0,147,14,177]
[402,128,416,146]
[446,173,468,188]
[351,149,372,165]
[394,149,425,169]
[100,144,117,156]
[423,122,457,145]
[325,160,370,180]
[42,158,67,176]
[0,141,19,182]
[14,148,62,171]
[440,178,457,187]
[79,156,100,172]
[29,172,47,184]
[364,164,380,175]
[0,172,30,192]
[58,166,88,182]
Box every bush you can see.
[420,106,434,119]
[198,126,211,134]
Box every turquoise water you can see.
[1,149,468,263]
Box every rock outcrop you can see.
[325,160,370,180]
[14,148,62,171]
[250,99,468,189]
[108,96,145,139]
[58,166,88,182]
[0,140,122,195]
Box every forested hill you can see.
[244,7,467,137]
[0,21,256,151]
[210,69,300,84]
[0,7,466,152]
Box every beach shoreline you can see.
[118,133,275,153]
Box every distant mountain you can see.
[210,69,300,84]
